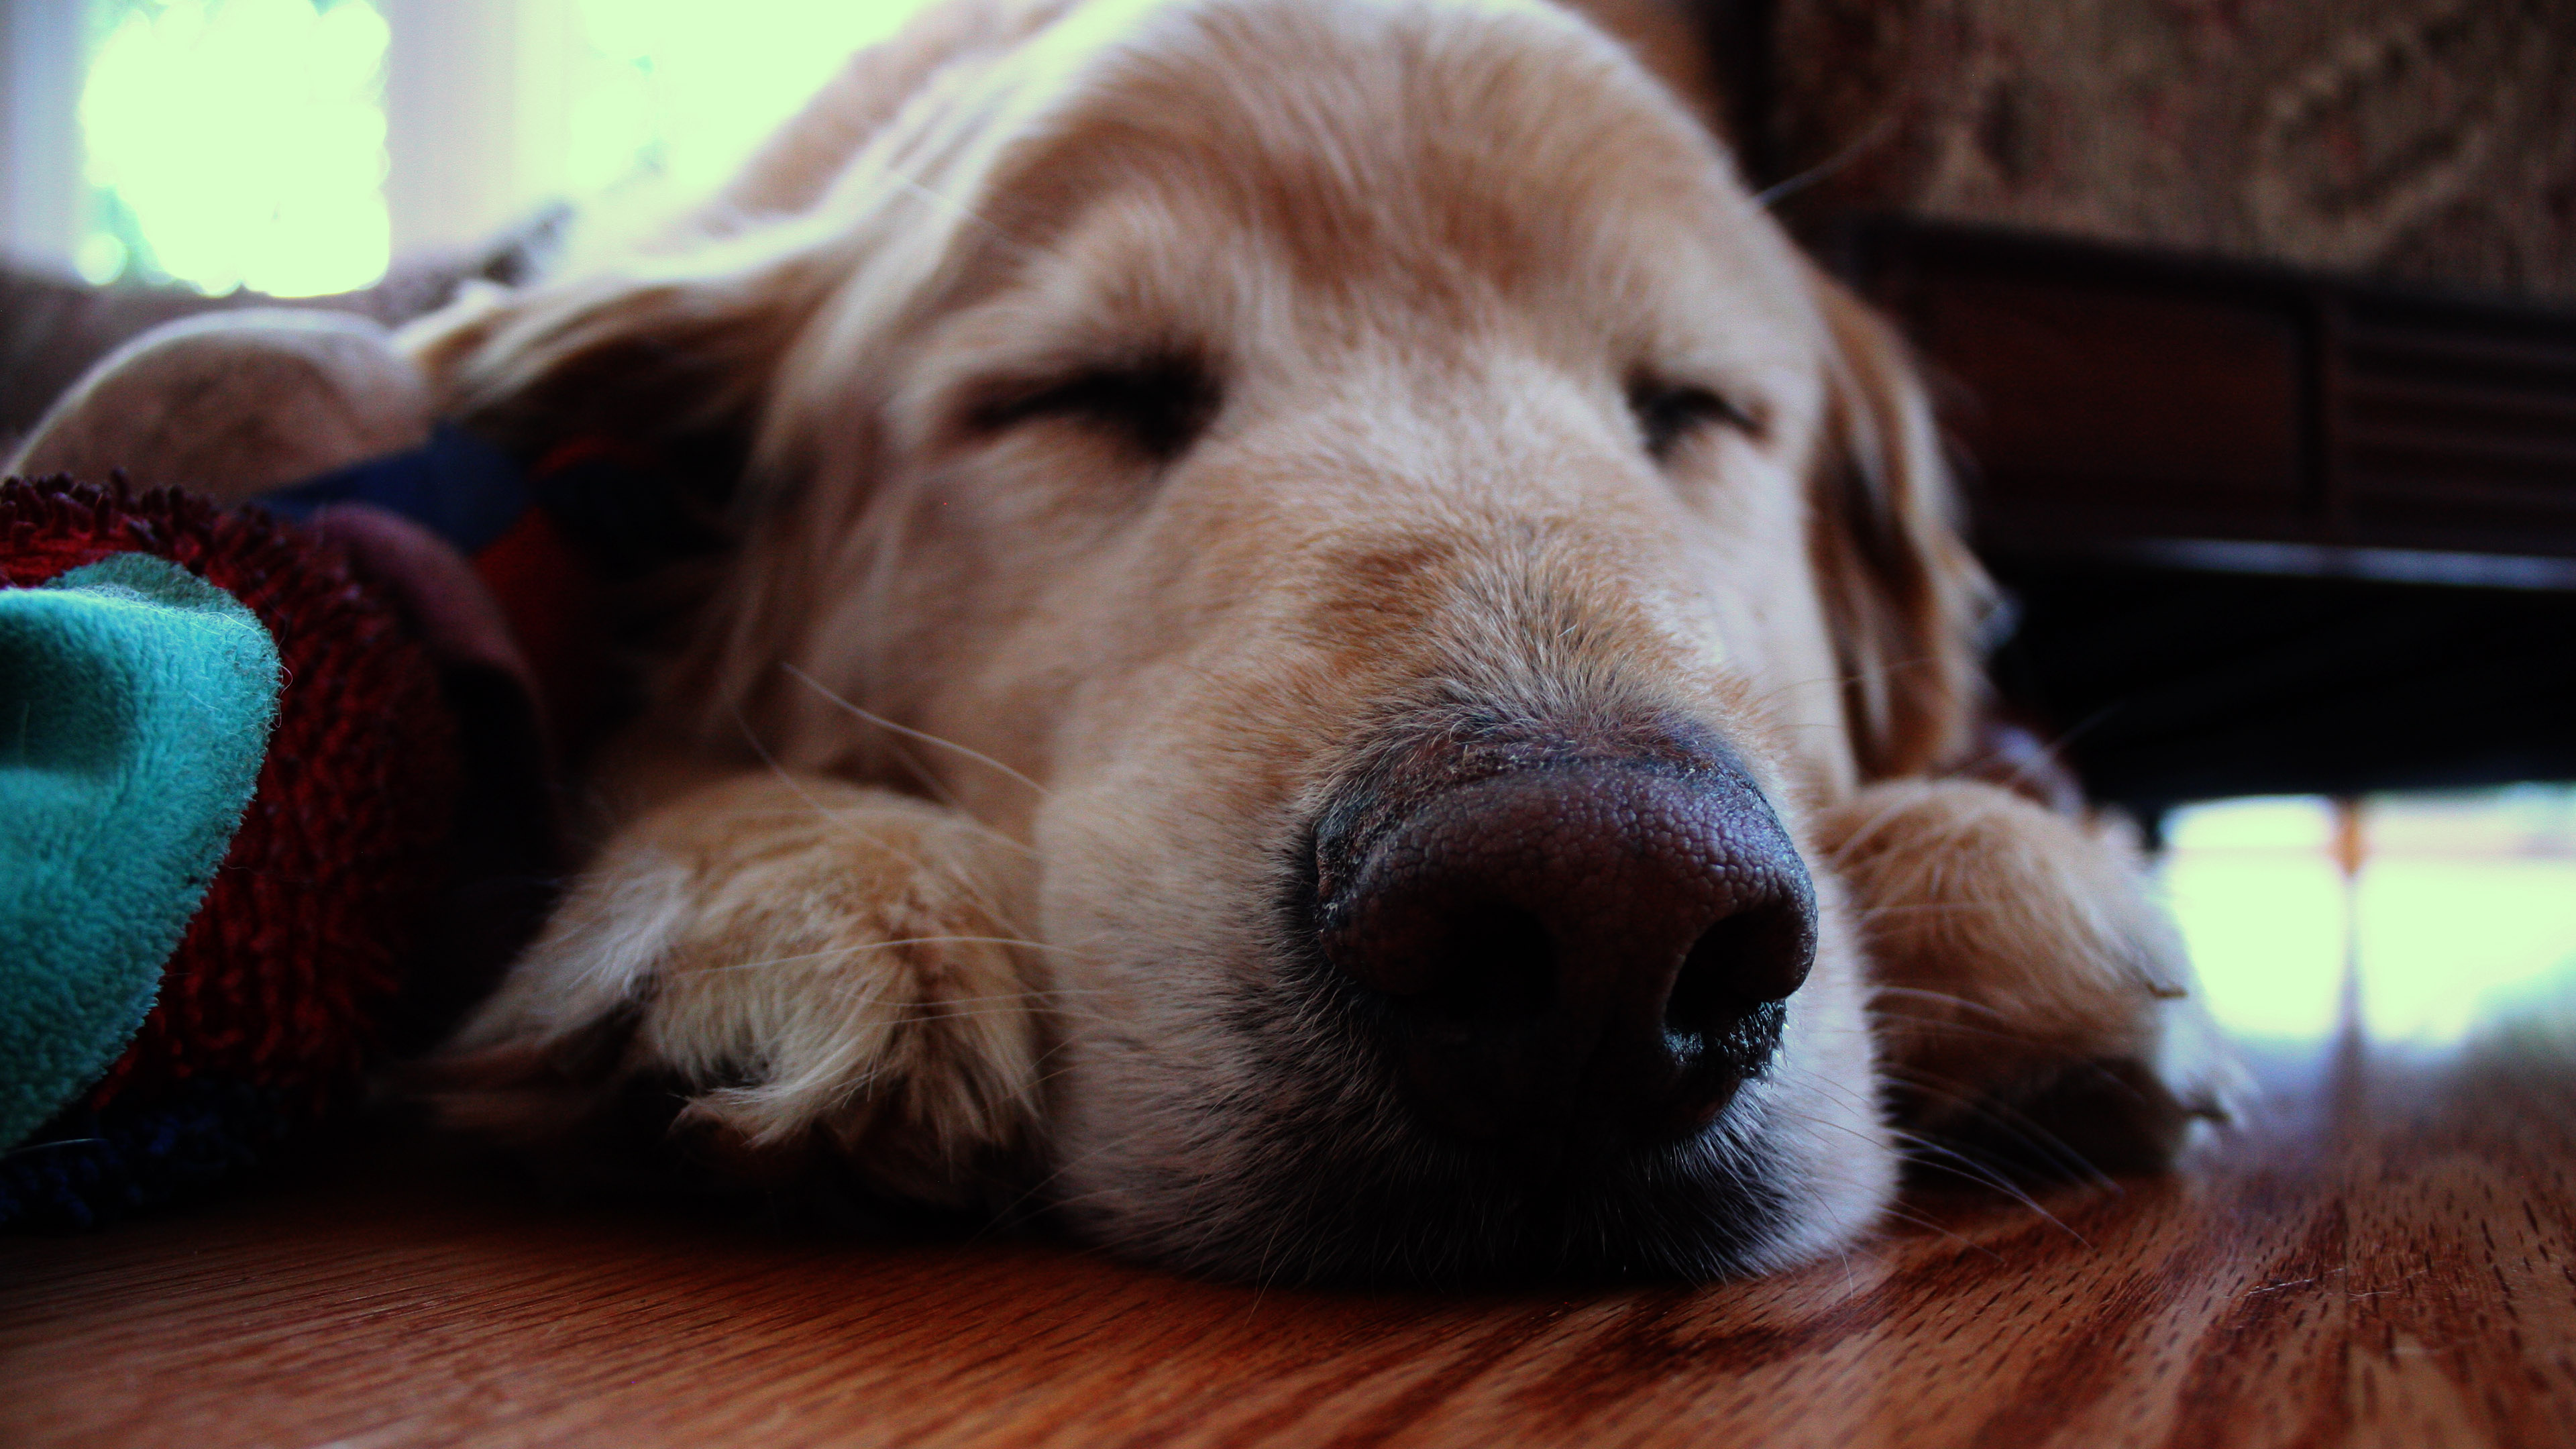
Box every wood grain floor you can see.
[7,1026,2575,1448]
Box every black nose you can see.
[1316,761,1816,1155]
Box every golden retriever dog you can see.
[19,0,2236,1283]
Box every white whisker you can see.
[784,663,1050,799]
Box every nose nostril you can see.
[1688,897,1813,1002]
[1666,900,1813,1059]
[1664,932,1733,1047]
[1412,905,1554,1030]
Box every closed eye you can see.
[1627,378,1760,462]
[966,354,1221,462]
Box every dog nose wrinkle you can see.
[1318,762,1815,1153]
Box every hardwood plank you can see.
[6,1029,2575,1448]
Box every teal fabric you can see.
[1,554,280,1150]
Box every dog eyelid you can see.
[963,355,1221,462]
[1626,378,1763,462]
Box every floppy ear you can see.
[1805,269,1996,782]
[401,257,827,482]
[401,250,874,752]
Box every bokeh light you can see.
[80,0,390,297]
[2165,788,2576,1046]
[555,0,932,202]
[70,0,936,296]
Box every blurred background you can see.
[1,0,927,294]
[2,0,2572,1049]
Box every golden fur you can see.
[15,0,2239,1281]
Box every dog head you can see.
[425,0,1988,1281]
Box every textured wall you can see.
[1771,0,2576,302]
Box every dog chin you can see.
[1056,1014,1877,1285]
[1038,894,1889,1285]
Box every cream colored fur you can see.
[1819,780,2240,1167]
[445,774,1041,1203]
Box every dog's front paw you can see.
[434,775,1043,1206]
[1817,779,2248,1177]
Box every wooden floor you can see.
[7,1024,2576,1448]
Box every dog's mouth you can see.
[1218,710,1825,1282]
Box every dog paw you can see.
[433,775,1044,1206]
[1816,779,2249,1177]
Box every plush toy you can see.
[0,478,466,1228]
[1,297,688,1228]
